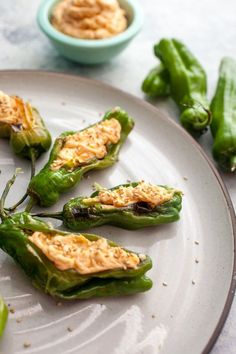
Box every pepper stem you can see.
[230,156,236,172]
[0,169,22,221]
[32,211,63,220]
[24,197,36,213]
[6,149,36,212]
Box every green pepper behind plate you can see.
[154,38,211,135]
[142,64,170,98]
[210,57,236,172]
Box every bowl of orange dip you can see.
[37,0,143,64]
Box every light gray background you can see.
[0,0,236,353]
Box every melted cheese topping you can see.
[51,118,121,170]
[51,0,128,40]
[84,182,175,208]
[0,91,35,130]
[29,231,142,274]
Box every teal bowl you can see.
[37,0,143,64]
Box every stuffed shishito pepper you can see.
[0,90,51,159]
[0,212,152,299]
[28,107,134,207]
[0,171,151,299]
[0,296,8,337]
[36,181,183,230]
[0,90,52,210]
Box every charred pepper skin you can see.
[28,107,134,207]
[0,296,8,337]
[154,38,211,135]
[0,213,152,299]
[142,64,170,98]
[57,183,182,231]
[210,57,236,172]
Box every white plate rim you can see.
[0,69,235,354]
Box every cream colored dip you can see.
[51,0,128,39]
[51,118,121,170]
[29,231,142,274]
[84,182,175,208]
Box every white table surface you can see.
[0,0,236,353]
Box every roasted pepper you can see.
[154,39,211,135]
[210,57,236,172]
[0,172,152,299]
[142,64,170,98]
[0,296,8,337]
[36,182,182,230]
[0,91,52,210]
[28,107,134,207]
[0,91,51,160]
[0,213,152,299]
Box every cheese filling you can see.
[0,91,35,130]
[51,118,121,170]
[84,181,175,208]
[29,231,142,274]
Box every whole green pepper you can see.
[36,182,182,231]
[0,296,8,337]
[154,38,211,135]
[142,64,170,98]
[0,212,152,299]
[210,57,236,172]
[28,107,134,207]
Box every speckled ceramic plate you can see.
[0,71,235,354]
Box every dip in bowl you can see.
[37,0,142,64]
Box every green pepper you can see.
[0,96,51,160]
[0,95,52,211]
[154,38,211,135]
[0,171,152,300]
[28,107,134,207]
[210,57,236,172]
[142,64,170,98]
[9,107,51,160]
[0,296,8,337]
[36,182,182,231]
[0,212,152,299]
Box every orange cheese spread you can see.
[29,231,142,274]
[51,118,121,170]
[84,182,175,208]
[51,0,128,39]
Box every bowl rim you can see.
[37,0,143,48]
